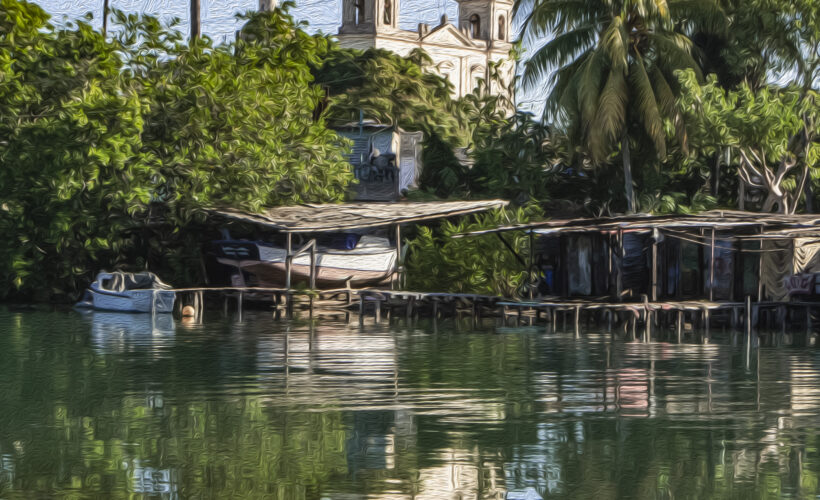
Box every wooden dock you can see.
[171,287,818,344]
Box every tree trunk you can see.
[190,0,201,40]
[102,0,109,37]
[622,134,636,214]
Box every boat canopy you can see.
[98,272,173,291]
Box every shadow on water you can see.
[0,306,818,498]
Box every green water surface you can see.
[0,308,818,499]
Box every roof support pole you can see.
[285,233,293,290]
[709,228,716,302]
[309,242,317,290]
[495,232,527,268]
[394,224,402,290]
[757,225,764,302]
[617,229,624,302]
[528,230,535,300]
[651,230,659,302]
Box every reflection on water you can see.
[0,308,819,498]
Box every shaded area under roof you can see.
[208,200,508,233]
[456,210,820,238]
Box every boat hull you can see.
[215,237,397,288]
[220,260,393,288]
[88,288,176,313]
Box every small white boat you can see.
[76,272,176,313]
[214,235,397,288]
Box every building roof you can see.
[209,200,508,233]
[456,210,820,238]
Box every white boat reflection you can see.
[84,312,175,353]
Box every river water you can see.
[0,307,818,499]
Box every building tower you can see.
[456,0,512,43]
[340,0,399,34]
[258,0,277,10]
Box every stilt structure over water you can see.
[169,209,820,343]
[453,210,820,339]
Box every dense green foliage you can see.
[678,71,819,213]
[514,0,818,216]
[0,1,352,299]
[0,1,152,300]
[405,206,543,297]
[515,0,726,212]
[313,47,466,144]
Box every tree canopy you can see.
[0,1,353,299]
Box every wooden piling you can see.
[676,310,683,342]
[574,305,581,338]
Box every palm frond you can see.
[589,65,627,161]
[520,0,607,39]
[629,59,666,157]
[670,0,728,36]
[648,32,702,79]
[599,15,628,72]
[576,48,609,136]
[520,25,598,86]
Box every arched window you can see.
[384,0,393,25]
[498,15,506,40]
[355,0,365,25]
[469,14,481,39]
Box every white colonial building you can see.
[336,0,515,100]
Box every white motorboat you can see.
[214,235,397,288]
[76,272,176,313]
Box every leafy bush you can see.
[405,205,543,297]
[0,2,353,300]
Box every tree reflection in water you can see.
[0,308,817,498]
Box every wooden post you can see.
[677,310,683,342]
[394,224,402,290]
[617,229,624,301]
[757,231,764,302]
[197,291,204,324]
[285,233,293,290]
[309,241,317,290]
[528,230,536,300]
[359,294,365,324]
[780,304,787,337]
[745,295,753,349]
[704,308,710,338]
[709,228,716,302]
[651,230,659,302]
[574,305,581,338]
[645,308,652,342]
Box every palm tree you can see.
[515,0,725,212]
[190,0,200,40]
[102,0,109,37]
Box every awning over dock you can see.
[455,210,820,238]
[209,200,508,233]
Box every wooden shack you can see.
[462,211,820,303]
